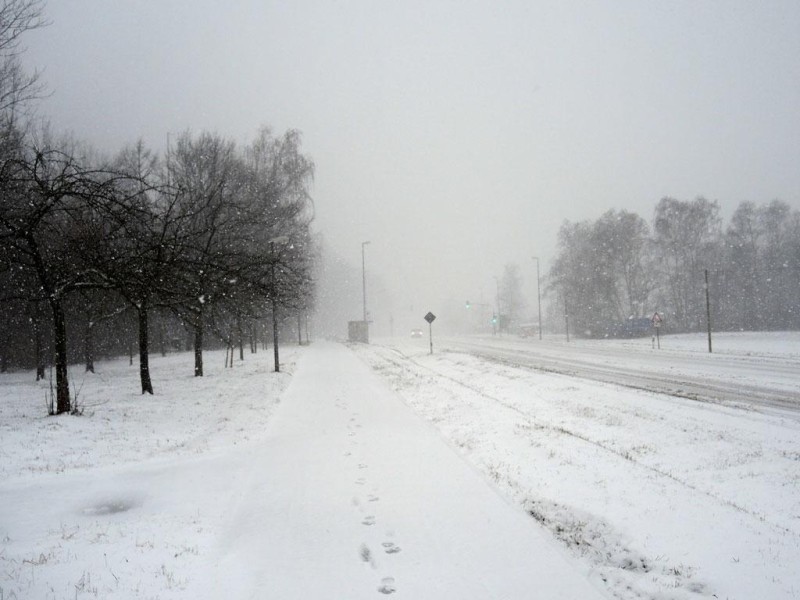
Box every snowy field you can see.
[1,332,799,599]
[0,348,297,599]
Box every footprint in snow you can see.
[359,543,373,564]
[362,515,376,526]
[367,494,379,502]
[377,577,396,594]
[355,477,366,485]
[358,463,368,469]
[382,542,401,554]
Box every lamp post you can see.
[532,256,542,340]
[269,236,289,372]
[704,269,713,353]
[494,275,502,336]
[362,241,370,342]
[361,241,370,322]
[270,244,280,371]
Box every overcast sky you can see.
[24,1,800,333]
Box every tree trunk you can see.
[238,319,244,361]
[138,304,153,394]
[84,317,95,374]
[159,316,167,357]
[34,316,45,381]
[50,299,70,414]
[298,313,303,345]
[194,323,204,377]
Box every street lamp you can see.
[269,236,289,372]
[493,275,502,336]
[532,256,542,340]
[362,241,371,342]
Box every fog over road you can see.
[432,335,800,415]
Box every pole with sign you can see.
[651,311,662,349]
[424,311,436,354]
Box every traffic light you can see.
[465,300,471,309]
[491,314,497,324]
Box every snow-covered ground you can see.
[1,344,606,599]
[598,330,800,358]
[0,348,296,599]
[355,331,800,599]
[2,332,799,599]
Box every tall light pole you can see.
[269,236,289,372]
[532,256,542,340]
[362,240,371,323]
[270,242,280,372]
[704,269,713,353]
[494,275,502,336]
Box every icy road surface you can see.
[438,332,800,413]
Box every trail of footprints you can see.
[338,398,402,595]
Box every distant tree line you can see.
[0,1,316,414]
[548,197,800,336]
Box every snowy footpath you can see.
[1,343,608,599]
[207,342,607,598]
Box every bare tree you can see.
[499,263,523,332]
[0,0,46,145]
[593,210,654,319]
[652,197,722,331]
[167,131,241,377]
[97,140,175,394]
[0,142,152,413]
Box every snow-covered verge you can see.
[353,333,800,600]
[572,330,800,360]
[0,348,297,599]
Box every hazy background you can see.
[24,1,800,336]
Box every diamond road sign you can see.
[424,312,436,324]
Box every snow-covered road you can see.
[438,332,800,413]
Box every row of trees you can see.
[548,197,800,336]
[0,1,316,413]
